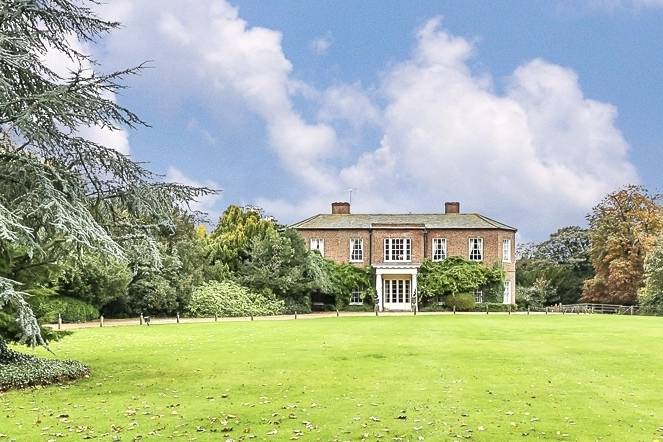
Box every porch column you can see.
[412,270,418,313]
[375,271,383,312]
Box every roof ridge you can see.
[475,213,517,231]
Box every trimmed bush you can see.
[0,340,89,391]
[31,296,99,323]
[444,293,476,311]
[474,302,516,312]
[188,280,284,317]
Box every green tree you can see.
[0,1,213,348]
[207,205,277,272]
[583,186,663,304]
[517,226,593,304]
[58,255,132,310]
[640,236,663,314]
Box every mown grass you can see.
[2,315,663,441]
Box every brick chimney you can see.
[331,202,351,214]
[444,202,460,214]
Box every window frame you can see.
[474,289,483,304]
[310,238,325,256]
[350,288,363,305]
[468,237,483,261]
[432,238,447,261]
[384,238,411,262]
[349,238,364,262]
[503,280,512,304]
[502,239,512,263]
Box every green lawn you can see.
[2,315,663,441]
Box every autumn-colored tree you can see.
[582,185,663,304]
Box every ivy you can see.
[418,257,504,303]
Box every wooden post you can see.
[100,315,104,327]
[214,313,218,322]
[453,305,456,315]
[57,313,62,330]
[630,305,634,315]
[336,309,339,317]
[375,309,378,316]
[250,314,254,321]
[486,305,489,315]
[527,306,530,316]
[508,304,511,315]
[176,312,180,324]
[294,311,297,320]
[140,313,144,325]
[545,307,548,315]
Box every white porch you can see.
[374,265,419,312]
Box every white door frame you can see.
[374,265,419,312]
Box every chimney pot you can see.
[331,202,351,214]
[445,202,460,214]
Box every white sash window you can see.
[469,238,483,261]
[350,239,363,262]
[310,238,324,256]
[432,238,447,261]
[384,238,411,262]
[502,239,511,263]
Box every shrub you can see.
[31,296,99,323]
[127,274,178,316]
[282,297,311,314]
[188,280,284,317]
[0,340,89,391]
[474,302,516,312]
[444,293,476,311]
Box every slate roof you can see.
[291,213,516,231]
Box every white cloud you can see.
[165,166,222,214]
[91,4,639,239]
[99,1,340,192]
[585,0,663,10]
[318,84,381,129]
[309,34,332,55]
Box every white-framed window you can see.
[502,239,511,263]
[310,238,324,256]
[350,288,363,305]
[469,238,483,261]
[432,238,447,261]
[474,289,483,303]
[503,280,512,304]
[384,238,411,262]
[350,239,363,262]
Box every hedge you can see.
[0,340,89,391]
[31,296,99,323]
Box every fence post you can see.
[176,312,180,324]
[545,307,548,315]
[294,311,297,320]
[336,309,339,317]
[214,313,218,322]
[527,306,530,316]
[630,305,634,315]
[453,305,456,315]
[100,315,104,327]
[140,313,144,325]
[486,305,489,315]
[251,313,254,321]
[508,304,511,315]
[57,313,62,330]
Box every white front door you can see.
[383,278,412,311]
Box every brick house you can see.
[292,202,516,311]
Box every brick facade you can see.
[293,202,517,307]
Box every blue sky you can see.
[83,0,663,241]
